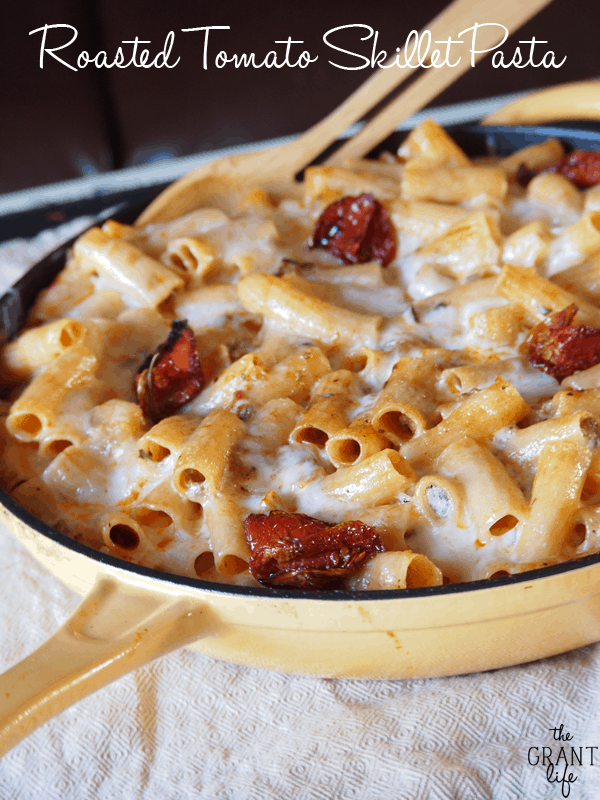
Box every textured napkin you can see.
[1,223,600,800]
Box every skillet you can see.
[2,123,600,755]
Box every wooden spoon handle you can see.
[482,80,600,126]
[329,0,554,163]
[276,0,552,173]
[281,46,416,175]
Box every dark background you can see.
[1,0,597,195]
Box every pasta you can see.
[4,118,600,589]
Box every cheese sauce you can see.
[3,127,600,588]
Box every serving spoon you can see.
[138,0,554,225]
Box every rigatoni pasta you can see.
[4,117,600,588]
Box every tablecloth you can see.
[1,222,600,800]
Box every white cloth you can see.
[1,224,600,800]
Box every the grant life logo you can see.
[528,724,597,797]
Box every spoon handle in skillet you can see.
[328,0,554,163]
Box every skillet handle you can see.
[0,576,211,758]
[481,79,600,126]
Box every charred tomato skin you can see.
[135,320,205,423]
[523,304,600,379]
[308,194,396,268]
[553,151,600,189]
[245,510,385,589]
[517,150,600,189]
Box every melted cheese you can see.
[3,136,600,588]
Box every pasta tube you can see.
[164,236,216,277]
[499,137,564,178]
[74,227,184,307]
[552,252,600,306]
[398,119,470,167]
[569,506,600,555]
[320,449,415,505]
[467,305,525,347]
[344,504,411,551]
[415,211,501,280]
[505,411,599,462]
[401,163,507,205]
[101,512,148,554]
[345,551,443,590]
[173,409,246,498]
[134,479,202,532]
[390,199,472,256]
[441,359,523,396]
[203,491,251,575]
[0,319,88,381]
[548,211,600,273]
[138,414,202,463]
[303,162,401,210]
[494,264,600,327]
[516,440,591,563]
[250,398,303,448]
[436,438,528,542]
[501,221,551,269]
[371,356,440,444]
[562,363,600,391]
[237,274,381,348]
[526,172,583,222]
[325,421,390,468]
[6,346,107,442]
[400,378,529,468]
[549,388,600,420]
[201,346,330,414]
[291,370,356,447]
[414,476,467,528]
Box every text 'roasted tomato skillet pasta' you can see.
[5,120,600,591]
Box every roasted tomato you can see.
[245,510,385,589]
[553,151,600,189]
[523,304,600,379]
[135,320,204,422]
[517,150,600,189]
[307,193,396,267]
